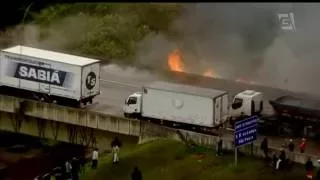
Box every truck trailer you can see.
[123,81,263,133]
[124,80,320,138]
[258,96,320,139]
[0,45,101,107]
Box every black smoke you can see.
[136,3,320,95]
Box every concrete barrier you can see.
[0,94,140,137]
[22,99,141,136]
[0,94,20,113]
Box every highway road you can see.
[87,65,158,115]
[88,64,318,117]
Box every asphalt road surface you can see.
[88,64,318,116]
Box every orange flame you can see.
[167,49,218,78]
[203,69,216,78]
[168,50,184,72]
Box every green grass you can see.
[80,139,306,180]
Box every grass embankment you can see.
[81,139,305,180]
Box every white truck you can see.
[123,81,263,132]
[0,45,101,107]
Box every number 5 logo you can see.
[278,12,296,31]
[86,72,97,90]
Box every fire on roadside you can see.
[168,50,184,72]
[167,49,218,78]
[167,49,258,84]
[203,69,216,78]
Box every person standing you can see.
[92,148,99,169]
[260,137,269,159]
[111,137,122,164]
[300,138,307,153]
[288,139,295,152]
[65,160,72,180]
[271,153,278,170]
[71,157,80,180]
[276,148,286,170]
[131,166,142,180]
[305,157,314,180]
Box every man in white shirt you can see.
[111,137,122,164]
[65,160,72,180]
[92,148,99,169]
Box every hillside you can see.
[81,139,305,180]
[0,3,183,66]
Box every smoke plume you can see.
[102,63,158,80]
[0,14,99,54]
[136,3,320,95]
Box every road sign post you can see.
[234,115,258,166]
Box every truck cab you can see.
[230,90,263,118]
[123,92,142,118]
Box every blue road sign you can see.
[234,116,258,147]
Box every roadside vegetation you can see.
[80,139,305,180]
[12,3,182,64]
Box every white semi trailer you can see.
[123,81,263,132]
[0,45,101,107]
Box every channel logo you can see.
[277,12,296,32]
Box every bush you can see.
[30,3,183,64]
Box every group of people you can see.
[260,137,307,158]
[90,137,122,169]
[64,157,82,180]
[42,156,84,180]
[90,137,142,180]
[260,137,320,179]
